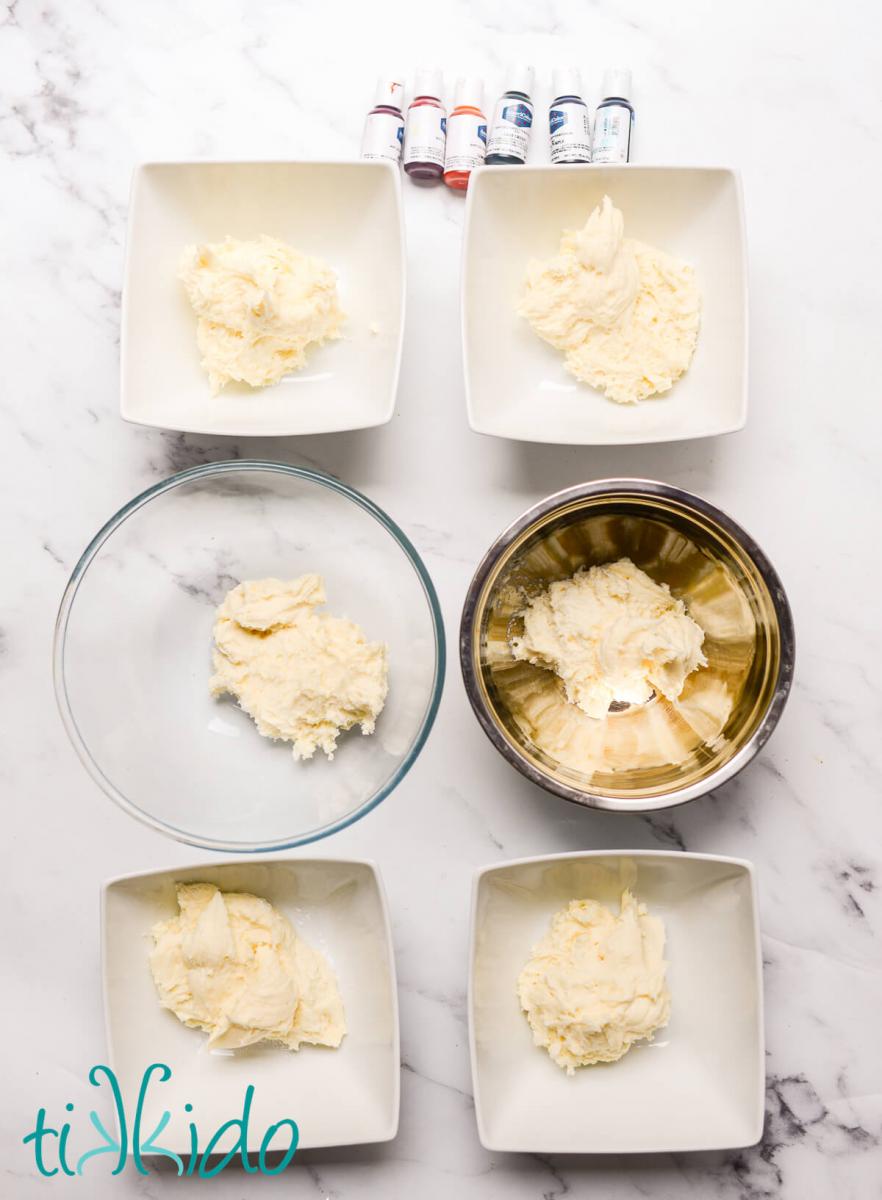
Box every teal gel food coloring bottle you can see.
[485,66,535,164]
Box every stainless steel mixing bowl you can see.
[460,479,794,812]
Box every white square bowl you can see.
[462,166,747,445]
[102,858,399,1151]
[122,161,405,436]
[469,851,763,1153]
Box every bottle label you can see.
[591,104,633,164]
[501,102,532,127]
[444,112,487,173]
[403,104,447,168]
[549,102,592,164]
[361,111,405,162]
[486,97,534,161]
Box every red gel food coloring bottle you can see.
[403,68,446,182]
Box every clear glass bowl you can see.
[54,461,445,851]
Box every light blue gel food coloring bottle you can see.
[548,67,592,164]
[591,67,634,164]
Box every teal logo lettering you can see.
[22,1064,299,1179]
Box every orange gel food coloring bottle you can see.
[443,77,486,191]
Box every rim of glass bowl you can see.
[459,477,795,813]
[53,459,447,852]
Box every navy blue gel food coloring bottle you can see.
[548,67,591,164]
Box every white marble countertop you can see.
[3,1,880,1195]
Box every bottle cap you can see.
[601,67,632,101]
[505,65,535,97]
[552,67,582,99]
[374,78,405,110]
[413,68,443,101]
[453,75,484,110]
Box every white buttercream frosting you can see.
[149,882,346,1052]
[518,889,671,1073]
[510,558,707,719]
[179,235,344,393]
[209,575,388,761]
[518,196,700,404]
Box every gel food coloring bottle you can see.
[443,77,486,191]
[403,68,447,181]
[361,79,405,163]
[485,66,535,164]
[591,68,634,164]
[548,67,591,164]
